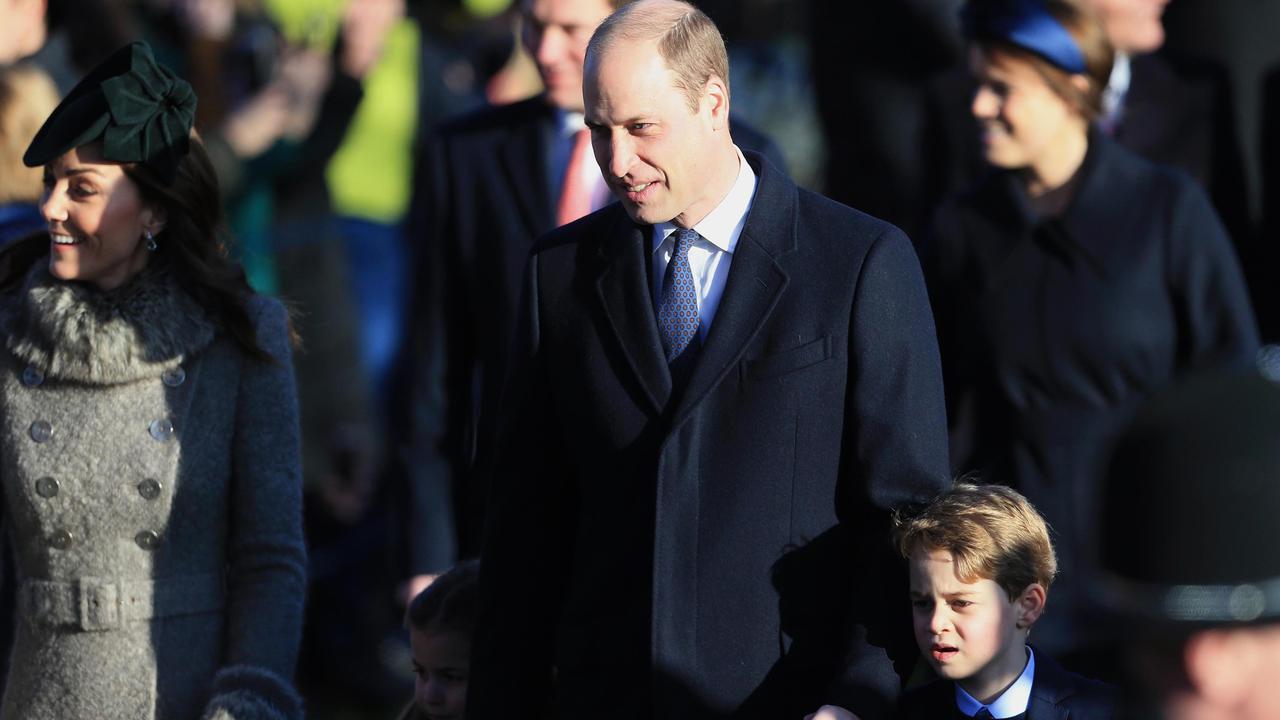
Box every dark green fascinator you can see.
[23,42,196,180]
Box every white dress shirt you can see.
[955,646,1036,719]
[650,146,758,338]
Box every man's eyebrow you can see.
[63,168,106,177]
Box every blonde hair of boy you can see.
[896,482,1058,600]
[586,0,730,112]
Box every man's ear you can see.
[702,74,730,131]
[1184,628,1259,709]
[1014,583,1047,630]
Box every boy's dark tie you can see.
[972,709,994,719]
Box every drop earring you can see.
[145,230,158,252]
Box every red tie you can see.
[557,129,593,226]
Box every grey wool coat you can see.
[0,262,307,720]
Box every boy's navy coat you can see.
[898,649,1116,719]
[467,152,950,719]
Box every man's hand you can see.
[804,706,861,720]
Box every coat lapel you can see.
[594,212,673,416]
[1025,648,1076,720]
[1060,133,1141,282]
[669,153,795,429]
[499,99,556,236]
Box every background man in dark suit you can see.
[467,1,949,718]
[1083,0,1249,243]
[400,0,784,590]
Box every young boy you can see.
[400,560,478,720]
[807,483,1114,720]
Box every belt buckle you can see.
[77,577,120,631]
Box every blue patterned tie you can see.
[657,228,701,364]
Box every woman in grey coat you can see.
[0,42,307,719]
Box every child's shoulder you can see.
[1032,649,1118,718]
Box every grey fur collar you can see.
[4,262,216,385]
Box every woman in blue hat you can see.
[928,0,1258,673]
[0,42,305,719]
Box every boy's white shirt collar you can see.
[955,646,1035,718]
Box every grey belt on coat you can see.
[19,572,226,632]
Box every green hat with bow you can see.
[23,42,197,180]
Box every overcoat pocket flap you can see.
[745,335,832,379]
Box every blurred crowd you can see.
[1,0,1278,718]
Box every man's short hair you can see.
[521,0,635,12]
[896,482,1058,600]
[586,0,729,112]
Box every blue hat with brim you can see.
[23,42,196,181]
[962,0,1088,74]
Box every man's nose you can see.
[605,134,635,180]
[535,26,567,67]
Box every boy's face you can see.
[909,548,1032,701]
[411,627,470,720]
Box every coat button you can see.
[135,530,161,551]
[161,367,186,387]
[34,476,58,498]
[29,421,52,443]
[137,478,162,500]
[148,419,173,441]
[21,366,44,386]
[50,529,73,550]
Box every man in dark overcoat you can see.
[465,2,950,719]
[401,0,786,577]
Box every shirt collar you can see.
[652,145,757,254]
[558,109,586,138]
[954,646,1036,718]
[1102,52,1132,116]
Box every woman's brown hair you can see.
[0,132,296,362]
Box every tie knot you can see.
[673,228,699,255]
